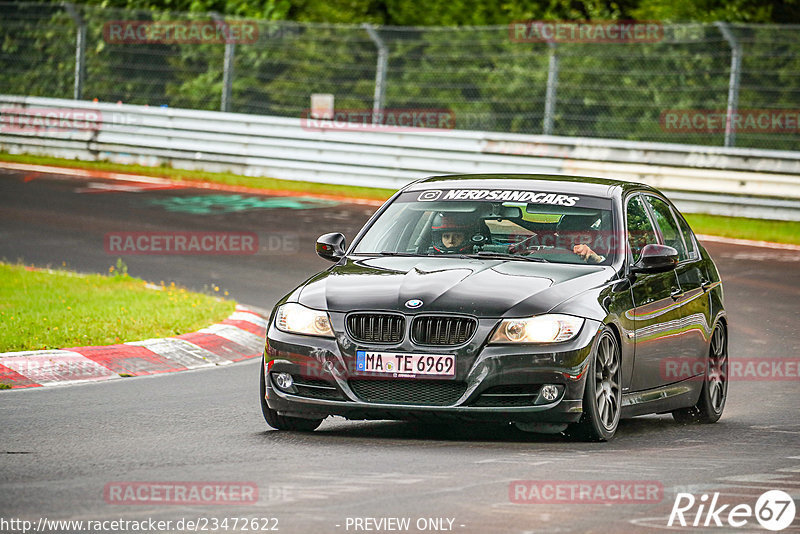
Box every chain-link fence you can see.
[2,2,800,150]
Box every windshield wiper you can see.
[468,252,550,263]
[352,251,549,262]
[350,251,424,257]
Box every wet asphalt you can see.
[0,169,798,533]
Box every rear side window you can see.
[626,195,658,262]
[675,213,699,260]
[644,195,689,261]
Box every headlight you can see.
[275,303,334,338]
[489,314,584,344]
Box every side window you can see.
[644,196,689,261]
[626,195,658,262]
[675,213,699,260]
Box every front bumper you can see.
[264,316,602,424]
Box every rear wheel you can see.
[260,362,323,431]
[566,327,621,442]
[672,322,727,424]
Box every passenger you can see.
[556,214,607,264]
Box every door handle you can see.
[670,288,683,301]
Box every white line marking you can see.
[0,161,176,185]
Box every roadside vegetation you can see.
[684,214,800,246]
[0,262,235,352]
[7,1,796,150]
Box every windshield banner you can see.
[407,189,610,209]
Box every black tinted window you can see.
[675,212,698,260]
[626,195,658,262]
[645,195,688,261]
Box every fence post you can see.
[363,24,388,124]
[211,12,235,112]
[543,42,558,136]
[63,3,86,100]
[715,22,742,148]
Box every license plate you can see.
[355,351,455,378]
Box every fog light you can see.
[541,384,559,402]
[274,372,294,390]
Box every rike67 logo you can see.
[669,490,796,531]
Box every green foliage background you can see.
[1,0,799,149]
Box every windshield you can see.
[353,188,617,265]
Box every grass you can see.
[0,152,395,201]
[0,262,235,352]
[684,214,800,245]
[2,152,799,245]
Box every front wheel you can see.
[566,327,621,442]
[260,361,323,431]
[672,322,728,424]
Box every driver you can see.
[430,213,477,254]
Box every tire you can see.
[566,327,621,442]
[260,361,323,432]
[672,322,728,425]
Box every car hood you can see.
[296,256,613,317]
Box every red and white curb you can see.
[0,305,268,389]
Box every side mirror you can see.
[630,244,678,274]
[316,233,346,262]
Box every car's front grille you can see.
[292,376,346,401]
[411,316,477,346]
[347,313,404,344]
[349,379,467,406]
[471,385,541,407]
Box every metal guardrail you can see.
[2,95,800,220]
[5,5,800,151]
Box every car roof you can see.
[405,173,657,198]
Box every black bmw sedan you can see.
[261,174,728,441]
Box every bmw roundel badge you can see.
[405,299,423,309]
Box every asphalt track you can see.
[1,168,799,534]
